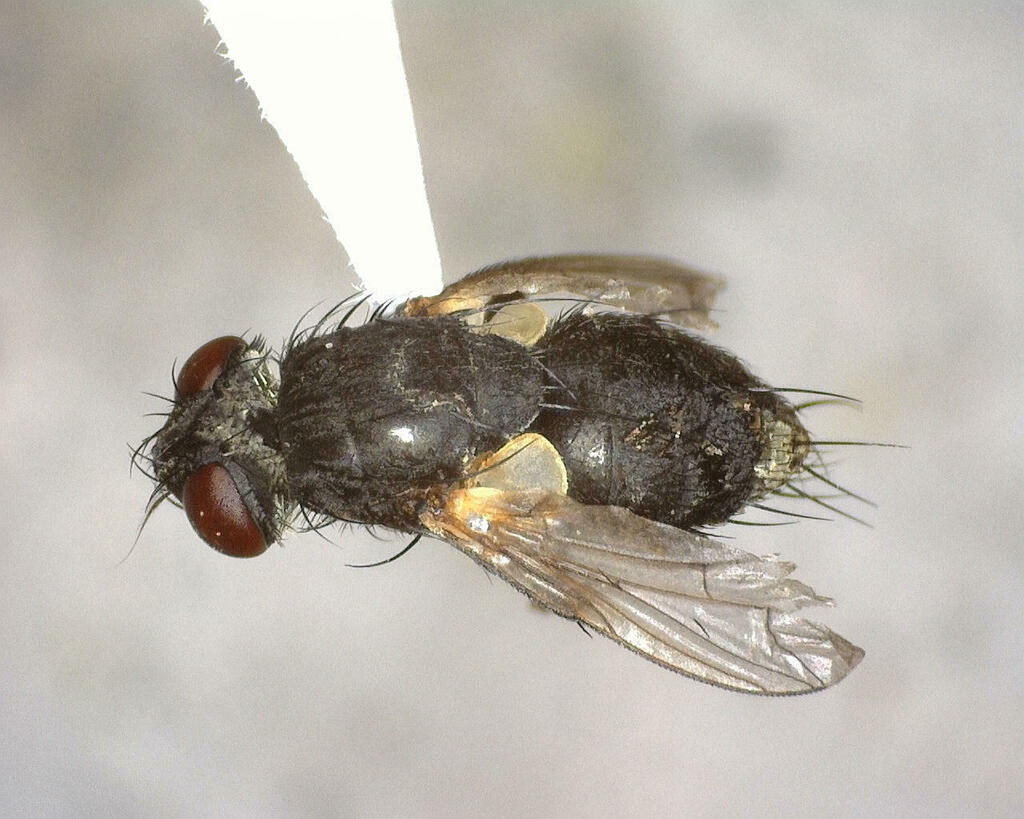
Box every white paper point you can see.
[202,0,443,301]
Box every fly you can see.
[135,254,870,694]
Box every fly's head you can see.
[137,336,291,557]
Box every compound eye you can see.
[182,463,268,558]
[176,336,247,398]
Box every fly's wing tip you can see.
[834,631,866,674]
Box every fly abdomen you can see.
[532,312,808,529]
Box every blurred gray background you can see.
[2,2,1021,816]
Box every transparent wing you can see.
[422,488,863,694]
[402,254,724,332]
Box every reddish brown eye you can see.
[182,463,268,558]
[176,336,247,398]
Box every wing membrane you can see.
[423,489,863,694]
[403,254,724,331]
